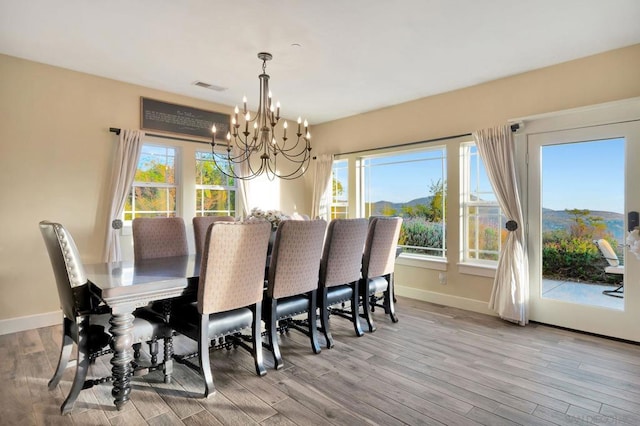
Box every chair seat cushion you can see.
[170,302,253,340]
[90,312,170,344]
[325,285,353,306]
[270,295,310,320]
[368,276,388,295]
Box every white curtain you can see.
[311,154,334,220]
[103,129,143,262]
[473,125,529,325]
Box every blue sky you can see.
[362,137,625,214]
[542,138,624,213]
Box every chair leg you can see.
[320,288,334,348]
[60,316,91,415]
[199,315,215,398]
[308,291,321,355]
[49,317,74,390]
[267,299,283,370]
[147,338,159,367]
[133,342,142,360]
[163,334,173,384]
[350,281,364,337]
[385,273,398,323]
[602,284,624,298]
[361,280,376,333]
[252,303,266,377]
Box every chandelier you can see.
[210,52,312,180]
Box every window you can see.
[330,159,348,219]
[124,144,178,220]
[460,143,505,263]
[195,151,236,217]
[358,146,447,257]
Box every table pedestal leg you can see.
[109,312,134,410]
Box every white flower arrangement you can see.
[627,227,640,260]
[247,207,289,229]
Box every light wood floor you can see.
[2,297,640,425]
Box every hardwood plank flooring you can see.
[1,297,639,425]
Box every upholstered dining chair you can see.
[360,216,403,332]
[319,218,369,348]
[131,217,190,381]
[193,215,235,257]
[132,217,189,260]
[39,221,172,414]
[263,219,327,369]
[170,221,271,397]
[132,217,189,313]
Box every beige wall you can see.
[1,44,639,325]
[0,54,308,322]
[307,44,640,311]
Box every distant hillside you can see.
[370,197,431,214]
[542,208,624,242]
[370,199,624,242]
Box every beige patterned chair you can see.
[360,216,403,332]
[132,217,188,260]
[132,217,189,379]
[170,221,271,397]
[39,221,172,414]
[193,215,235,257]
[263,219,327,369]
[319,218,369,348]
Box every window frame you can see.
[330,158,349,220]
[460,142,504,267]
[194,149,237,217]
[355,144,448,260]
[124,143,180,222]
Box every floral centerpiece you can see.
[627,227,640,260]
[247,207,289,230]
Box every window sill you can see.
[396,254,448,271]
[457,262,497,278]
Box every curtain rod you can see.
[333,124,519,157]
[336,132,471,157]
[110,123,519,158]
[109,127,227,146]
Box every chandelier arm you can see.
[270,141,311,161]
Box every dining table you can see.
[84,254,201,410]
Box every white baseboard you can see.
[395,285,497,317]
[0,289,496,336]
[0,310,61,335]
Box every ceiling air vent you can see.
[193,81,227,92]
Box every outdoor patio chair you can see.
[594,238,624,298]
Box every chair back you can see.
[193,216,235,257]
[267,219,327,299]
[198,221,271,315]
[595,239,620,267]
[132,217,188,261]
[362,217,403,279]
[320,218,369,288]
[39,221,90,319]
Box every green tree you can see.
[427,179,445,222]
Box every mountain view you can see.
[542,208,624,243]
[370,199,624,243]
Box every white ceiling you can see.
[1,0,639,124]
